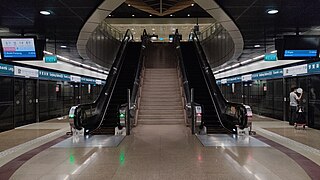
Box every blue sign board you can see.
[284,50,317,57]
[39,70,70,81]
[264,53,277,61]
[0,63,14,76]
[44,55,58,63]
[308,62,320,74]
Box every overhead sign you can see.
[264,53,277,61]
[44,55,57,63]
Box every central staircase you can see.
[138,68,185,125]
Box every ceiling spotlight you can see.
[170,14,173,17]
[128,4,131,6]
[187,14,190,17]
[254,44,261,48]
[267,9,279,14]
[131,28,134,31]
[40,10,51,15]
[60,45,67,48]
[149,14,152,17]
[108,14,112,17]
[132,14,135,17]
[191,3,195,6]
[152,28,155,31]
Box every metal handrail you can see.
[190,31,248,130]
[129,29,150,127]
[73,29,133,132]
[173,30,192,124]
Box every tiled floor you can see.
[1,115,320,179]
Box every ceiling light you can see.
[132,14,135,17]
[152,28,155,31]
[128,4,131,6]
[40,10,51,15]
[267,9,279,15]
[170,14,173,17]
[108,14,112,17]
[149,14,152,17]
[270,50,277,53]
[191,3,195,6]
[254,44,261,48]
[131,28,134,31]
[60,45,67,48]
[188,14,191,17]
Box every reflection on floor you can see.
[0,115,319,179]
[196,134,269,147]
[264,127,320,150]
[52,135,125,148]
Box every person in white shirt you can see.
[289,87,303,125]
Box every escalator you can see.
[91,42,141,134]
[177,32,248,134]
[73,30,145,135]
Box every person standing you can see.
[289,87,303,125]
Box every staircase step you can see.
[140,105,183,110]
[139,109,184,115]
[140,102,182,106]
[139,120,184,125]
[139,114,184,119]
[140,98,181,102]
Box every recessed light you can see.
[187,14,190,17]
[60,45,67,48]
[267,9,278,14]
[108,14,112,17]
[40,10,51,15]
[132,14,135,17]
[149,14,152,17]
[131,28,134,31]
[128,4,131,6]
[152,28,155,31]
[170,14,173,17]
[254,44,261,48]
[191,3,195,6]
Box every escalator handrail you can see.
[190,31,248,129]
[73,29,133,130]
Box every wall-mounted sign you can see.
[0,63,14,76]
[14,66,38,78]
[242,74,252,82]
[44,55,57,63]
[70,75,81,82]
[283,64,308,76]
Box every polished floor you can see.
[0,116,319,180]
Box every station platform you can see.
[0,116,319,180]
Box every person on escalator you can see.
[115,123,126,135]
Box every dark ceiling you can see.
[1,0,320,63]
[110,2,210,18]
[215,0,320,51]
[0,0,103,42]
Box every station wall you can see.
[216,61,320,129]
[0,62,104,132]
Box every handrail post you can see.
[191,88,195,134]
[126,89,131,135]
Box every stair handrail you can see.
[73,29,134,132]
[129,29,150,127]
[173,30,192,124]
[190,31,248,130]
